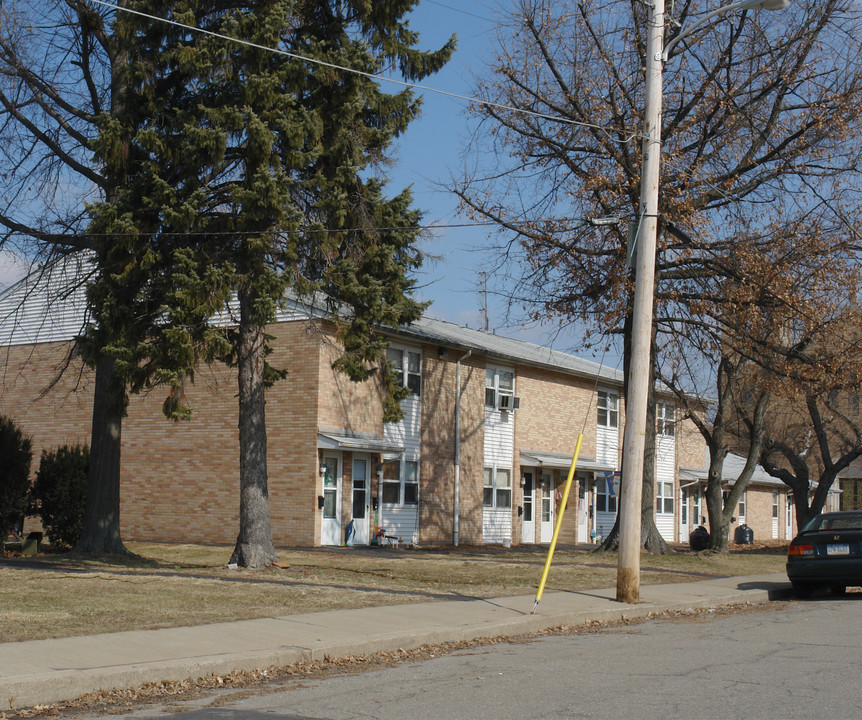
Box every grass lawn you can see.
[0,541,788,643]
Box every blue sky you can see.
[390,1,606,360]
[390,0,504,329]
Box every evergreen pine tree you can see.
[88,0,454,566]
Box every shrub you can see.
[0,415,32,536]
[29,444,89,549]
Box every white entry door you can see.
[540,472,554,542]
[351,455,371,545]
[786,494,793,539]
[576,475,588,543]
[772,491,779,539]
[679,487,689,542]
[321,454,341,546]
[522,471,535,543]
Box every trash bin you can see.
[734,523,754,545]
[21,531,42,557]
[689,525,710,552]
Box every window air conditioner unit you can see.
[498,394,521,411]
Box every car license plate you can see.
[827,544,850,555]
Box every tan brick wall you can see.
[317,325,384,434]
[735,486,776,542]
[254,321,321,546]
[677,414,706,470]
[1,321,324,547]
[0,341,94,449]
[419,347,485,545]
[515,367,601,460]
[513,366,605,544]
[120,320,321,547]
[121,362,240,545]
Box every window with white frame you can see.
[386,346,421,396]
[656,402,675,436]
[693,486,702,524]
[597,390,619,428]
[381,458,419,505]
[595,475,618,513]
[483,467,512,508]
[656,481,674,514]
[485,366,515,410]
[772,491,779,519]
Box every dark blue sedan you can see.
[787,510,862,597]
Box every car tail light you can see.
[788,542,814,556]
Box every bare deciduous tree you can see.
[456,0,862,551]
[0,0,131,555]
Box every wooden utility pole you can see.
[616,0,665,604]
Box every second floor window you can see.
[387,347,421,396]
[656,402,675,436]
[485,366,515,409]
[597,391,619,428]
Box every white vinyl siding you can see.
[484,364,515,544]
[655,432,676,542]
[483,507,512,545]
[0,253,315,348]
[383,348,422,541]
[596,390,619,467]
[0,256,91,346]
[378,506,419,545]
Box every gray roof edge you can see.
[392,315,624,386]
[681,451,821,490]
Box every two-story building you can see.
[0,258,813,547]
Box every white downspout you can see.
[454,349,472,546]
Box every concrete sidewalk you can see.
[2,573,792,711]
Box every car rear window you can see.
[805,513,862,531]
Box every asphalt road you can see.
[60,593,862,720]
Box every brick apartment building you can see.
[0,257,817,547]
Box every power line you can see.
[423,0,493,22]
[86,0,637,140]
[0,220,499,240]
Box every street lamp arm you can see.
[662,0,790,63]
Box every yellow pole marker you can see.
[531,433,584,614]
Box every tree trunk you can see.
[641,349,672,554]
[595,498,673,554]
[705,467,729,552]
[230,287,278,568]
[73,356,129,556]
[794,490,812,535]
